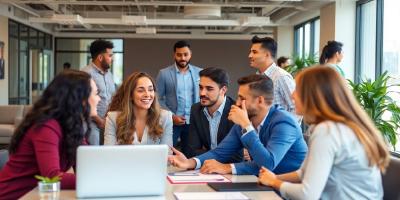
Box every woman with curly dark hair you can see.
[0,70,100,199]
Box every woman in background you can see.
[104,72,172,148]
[258,66,389,200]
[0,70,100,199]
[319,40,345,76]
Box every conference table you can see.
[21,168,282,200]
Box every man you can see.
[249,36,296,115]
[157,40,202,156]
[82,39,116,145]
[187,67,241,162]
[277,56,290,70]
[63,62,71,70]
[169,74,307,175]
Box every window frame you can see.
[294,17,320,57]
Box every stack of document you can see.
[167,170,231,184]
[174,192,249,200]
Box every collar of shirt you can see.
[90,62,107,75]
[203,96,227,119]
[174,63,191,74]
[261,62,278,77]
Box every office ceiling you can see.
[3,0,332,35]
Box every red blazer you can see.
[0,119,77,199]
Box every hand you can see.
[243,148,251,161]
[172,115,186,125]
[168,147,196,169]
[258,167,282,189]
[228,100,251,129]
[200,159,232,174]
[92,116,105,129]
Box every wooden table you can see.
[21,170,282,200]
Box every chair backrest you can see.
[382,156,400,200]
[0,105,23,124]
[0,149,9,170]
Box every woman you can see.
[0,70,100,199]
[258,66,389,200]
[319,40,345,76]
[104,72,172,148]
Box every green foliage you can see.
[35,175,61,183]
[349,71,400,149]
[286,54,319,77]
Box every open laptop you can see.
[76,145,168,198]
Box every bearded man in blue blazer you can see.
[156,40,202,156]
[168,74,307,175]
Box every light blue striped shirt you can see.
[202,96,226,149]
[175,65,194,124]
[262,63,296,114]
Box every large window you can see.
[356,0,400,153]
[294,17,320,57]
[8,20,53,105]
[55,38,124,85]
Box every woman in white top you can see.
[104,72,173,148]
[258,66,390,200]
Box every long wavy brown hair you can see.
[108,72,163,144]
[296,66,389,172]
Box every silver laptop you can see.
[76,145,168,198]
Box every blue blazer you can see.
[196,105,308,175]
[156,64,202,114]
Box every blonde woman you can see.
[104,72,172,148]
[258,66,389,200]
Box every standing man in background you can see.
[248,36,296,115]
[157,40,202,156]
[82,39,116,145]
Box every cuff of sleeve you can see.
[241,125,255,138]
[279,182,290,199]
[193,158,201,169]
[231,164,237,175]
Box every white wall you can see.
[335,0,356,80]
[277,26,294,58]
[0,16,8,105]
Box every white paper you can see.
[174,192,249,200]
[168,173,230,183]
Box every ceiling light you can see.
[121,15,147,26]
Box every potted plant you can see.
[35,175,61,194]
[286,54,318,77]
[349,71,400,150]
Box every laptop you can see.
[76,145,168,198]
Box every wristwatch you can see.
[241,127,250,134]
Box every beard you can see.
[101,59,111,71]
[246,106,257,120]
[175,59,190,69]
[200,95,218,107]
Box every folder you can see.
[208,182,273,191]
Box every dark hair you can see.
[9,70,92,164]
[90,39,114,59]
[319,40,343,64]
[199,67,230,88]
[63,62,71,69]
[237,74,274,104]
[277,56,289,67]
[251,36,277,58]
[173,40,191,52]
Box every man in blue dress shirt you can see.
[169,74,307,175]
[157,40,202,156]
